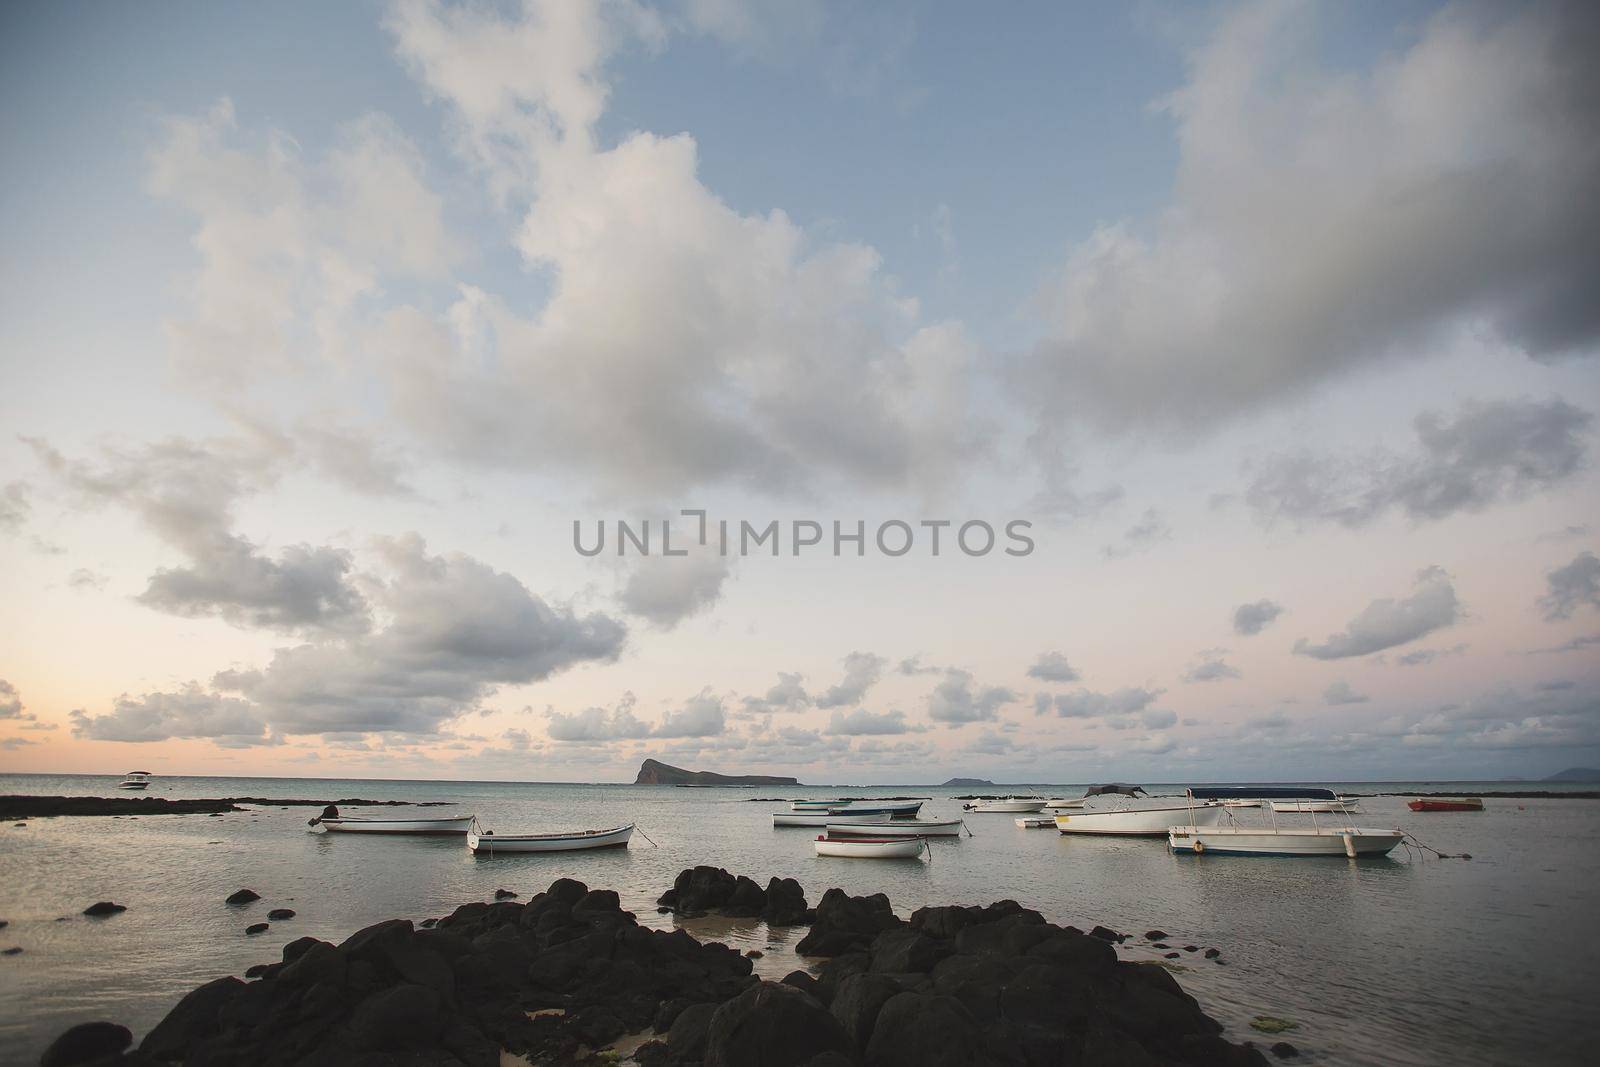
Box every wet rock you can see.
[870,926,952,974]
[0,920,6,929]
[1271,1041,1301,1058]
[1089,925,1125,943]
[705,980,853,1067]
[796,888,901,957]
[243,963,271,979]
[668,1001,718,1062]
[82,901,125,917]
[2,946,21,956]
[781,970,821,997]
[1152,942,1170,949]
[829,972,913,1051]
[745,949,764,958]
[763,876,810,925]
[864,991,985,1067]
[1145,930,1169,941]
[660,865,739,916]
[266,908,295,920]
[493,888,518,899]
[225,888,260,905]
[245,923,269,935]
[40,1021,132,1067]
[573,888,622,916]
[349,982,443,1050]
[909,904,977,940]
[1165,952,1181,959]
[139,975,244,1059]
[1204,947,1220,958]
[723,875,769,918]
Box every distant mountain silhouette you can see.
[941,777,995,787]
[633,758,800,786]
[1544,767,1600,782]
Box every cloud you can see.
[742,672,810,714]
[826,708,914,736]
[1182,652,1240,683]
[653,689,728,738]
[380,0,984,497]
[71,683,271,745]
[1026,651,1081,684]
[67,569,109,592]
[0,738,37,751]
[1247,712,1291,731]
[545,693,652,741]
[1294,566,1461,660]
[816,652,887,708]
[897,655,939,676]
[1396,643,1468,667]
[927,669,1017,724]
[1017,2,1600,438]
[0,481,30,533]
[1526,633,1600,655]
[0,680,24,719]
[1142,709,1178,730]
[1538,551,1600,621]
[1323,680,1370,706]
[1102,508,1170,559]
[1246,398,1592,528]
[1232,599,1284,636]
[1038,686,1161,720]
[617,548,734,628]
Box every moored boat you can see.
[1407,797,1483,812]
[1168,788,1403,857]
[1271,798,1361,814]
[467,823,633,853]
[964,797,1047,813]
[825,818,965,837]
[773,811,894,828]
[814,834,926,859]
[316,814,475,835]
[118,771,152,790]
[834,799,925,816]
[1043,798,1086,810]
[789,799,849,811]
[1014,816,1056,828]
[1056,803,1224,836]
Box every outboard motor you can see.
[308,803,340,827]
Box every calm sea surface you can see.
[0,774,1595,1066]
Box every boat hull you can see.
[773,812,893,828]
[814,836,925,858]
[825,819,964,837]
[1056,804,1223,835]
[1407,798,1482,812]
[320,815,474,835]
[1271,799,1361,814]
[468,824,633,853]
[1043,799,1085,810]
[1168,826,1403,857]
[965,799,1047,813]
[118,783,149,790]
[834,800,924,816]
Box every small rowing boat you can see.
[825,818,965,837]
[814,834,926,859]
[467,823,633,853]
[1407,797,1483,812]
[773,812,894,827]
[964,797,1046,813]
[316,814,475,835]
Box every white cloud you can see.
[815,651,887,708]
[1041,686,1162,720]
[927,668,1018,725]
[71,683,270,745]
[1295,566,1461,660]
[544,693,652,741]
[1026,650,1081,684]
[618,548,734,628]
[1323,680,1370,706]
[826,708,915,736]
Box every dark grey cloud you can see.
[618,549,734,629]
[927,669,1018,724]
[741,672,810,714]
[139,539,370,635]
[1246,399,1591,529]
[1294,566,1461,660]
[826,708,915,736]
[1182,653,1240,683]
[816,652,887,708]
[1538,551,1600,621]
[1026,651,1081,684]
[1017,3,1600,441]
[1323,680,1370,706]
[1040,686,1162,720]
[544,693,652,742]
[1102,508,1170,559]
[1396,643,1468,667]
[0,738,37,750]
[1233,599,1284,636]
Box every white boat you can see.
[790,799,848,811]
[1271,798,1361,814]
[834,799,925,816]
[317,814,475,835]
[1014,816,1056,828]
[825,818,965,837]
[467,823,633,853]
[1055,803,1224,836]
[814,834,926,859]
[773,812,893,828]
[1043,798,1086,810]
[118,771,152,790]
[1218,798,1260,808]
[964,797,1047,813]
[1168,788,1402,857]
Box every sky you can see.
[1,0,1597,785]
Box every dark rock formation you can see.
[1272,1041,1301,1059]
[493,889,518,899]
[704,981,853,1066]
[267,909,295,920]
[226,889,261,905]
[82,901,126,917]
[795,888,900,957]
[763,877,811,926]
[245,923,269,935]
[0,795,448,819]
[1145,929,1169,940]
[634,758,800,786]
[39,1021,131,1067]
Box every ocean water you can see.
[0,774,1595,1066]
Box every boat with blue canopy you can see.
[1167,787,1403,857]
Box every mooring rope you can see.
[1401,832,1471,860]
[635,826,659,848]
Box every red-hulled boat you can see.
[1407,797,1483,812]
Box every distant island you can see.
[633,758,800,787]
[941,777,995,787]
[1545,767,1600,782]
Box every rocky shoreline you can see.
[1,796,451,819]
[39,867,1278,1066]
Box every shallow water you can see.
[0,774,1594,1065]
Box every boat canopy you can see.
[1084,783,1146,797]
[1187,786,1338,801]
